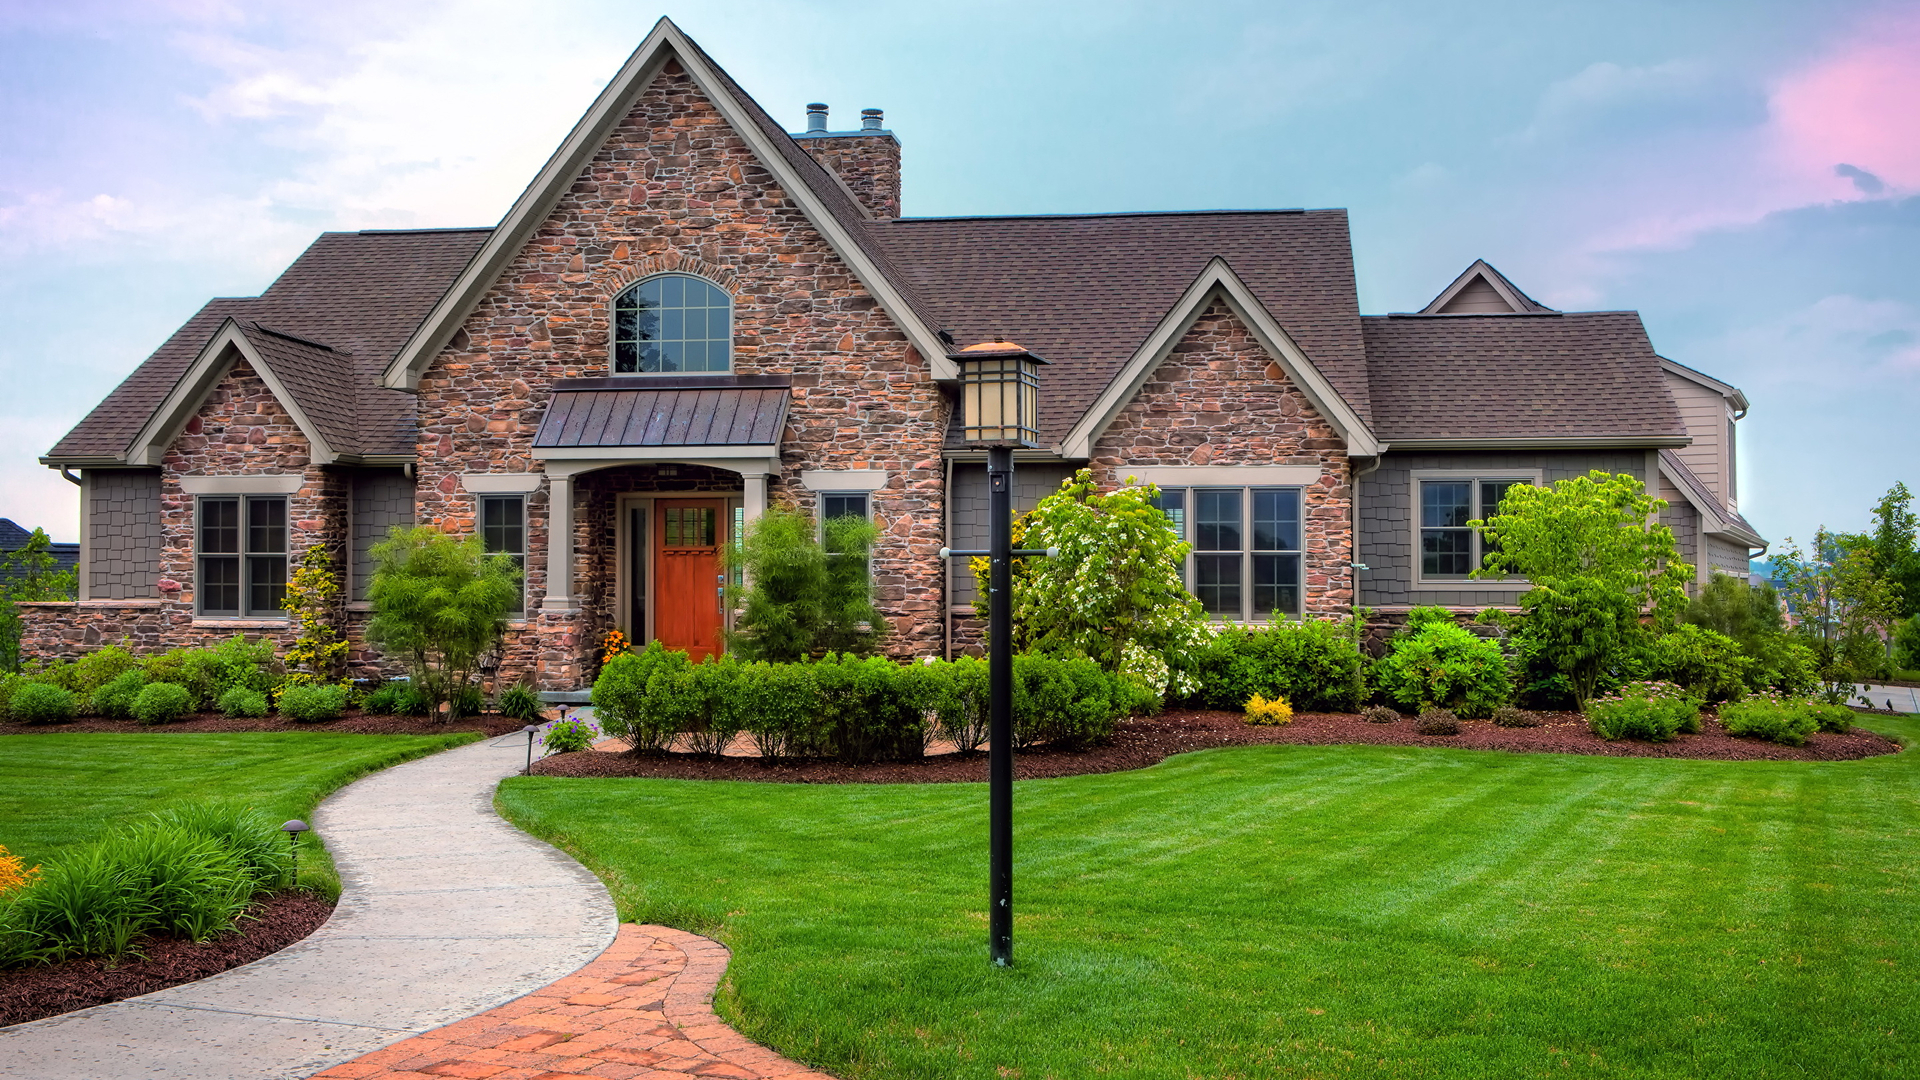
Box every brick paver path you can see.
[312,924,837,1080]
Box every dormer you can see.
[1419,259,1558,315]
[1660,357,1749,511]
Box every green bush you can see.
[924,656,991,753]
[447,683,485,719]
[1649,624,1751,703]
[1373,623,1512,718]
[397,684,435,716]
[1718,695,1821,746]
[11,681,78,724]
[1745,635,1820,697]
[1587,681,1701,742]
[361,682,406,715]
[70,645,142,698]
[542,716,602,753]
[130,682,195,726]
[89,669,149,720]
[733,659,825,760]
[592,642,694,752]
[365,525,521,712]
[143,635,279,711]
[498,682,545,724]
[278,683,348,723]
[1894,614,1920,672]
[1806,702,1855,734]
[813,652,928,762]
[1189,618,1369,713]
[1013,652,1122,750]
[726,509,885,661]
[217,686,270,718]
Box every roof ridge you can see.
[245,321,340,353]
[889,208,1320,223]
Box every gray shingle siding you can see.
[1706,535,1751,579]
[1660,493,1699,570]
[86,470,162,599]
[1357,450,1650,608]
[947,462,1074,607]
[350,469,415,601]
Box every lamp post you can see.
[281,819,310,886]
[523,723,542,775]
[940,340,1049,968]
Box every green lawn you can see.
[500,716,1920,1080]
[0,732,480,890]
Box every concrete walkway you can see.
[0,734,618,1080]
[1856,683,1920,714]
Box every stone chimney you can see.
[794,104,902,219]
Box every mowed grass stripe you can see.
[501,720,1920,1079]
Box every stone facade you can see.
[797,130,902,218]
[1088,300,1355,618]
[409,61,949,686]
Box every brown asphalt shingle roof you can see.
[1361,312,1686,442]
[868,210,1371,446]
[49,228,489,460]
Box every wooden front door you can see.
[653,499,726,660]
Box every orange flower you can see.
[0,844,39,896]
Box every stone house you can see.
[26,18,1764,688]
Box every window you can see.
[198,496,286,617]
[481,496,526,613]
[612,274,731,374]
[821,492,870,522]
[1419,478,1527,579]
[1160,486,1303,620]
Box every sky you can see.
[1,0,1916,553]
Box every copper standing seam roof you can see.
[532,377,790,448]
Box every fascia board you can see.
[1659,456,1735,534]
[381,18,954,390]
[1386,435,1691,451]
[125,319,338,467]
[1058,258,1380,459]
[1419,261,1498,315]
[1658,356,1750,412]
[530,443,780,460]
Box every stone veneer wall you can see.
[410,61,949,690]
[1087,299,1355,618]
[796,132,902,218]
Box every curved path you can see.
[0,735,618,1080]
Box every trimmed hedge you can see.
[1185,618,1368,713]
[592,646,1133,763]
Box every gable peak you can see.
[1420,259,1556,315]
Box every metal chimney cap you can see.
[861,108,884,130]
[805,103,828,133]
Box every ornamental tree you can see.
[365,526,521,714]
[1472,470,1691,710]
[281,546,348,687]
[974,469,1205,690]
[1773,528,1903,698]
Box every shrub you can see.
[1244,694,1293,726]
[217,686,270,718]
[542,716,602,753]
[1491,705,1541,728]
[361,682,406,715]
[447,683,485,719]
[1415,709,1460,736]
[813,652,927,762]
[70,645,142,698]
[1190,618,1369,713]
[89,669,149,720]
[498,682,545,724]
[397,684,435,717]
[1745,635,1819,697]
[734,659,825,760]
[592,642,694,752]
[1013,652,1123,750]
[1361,704,1400,724]
[1587,681,1701,742]
[1806,702,1855,733]
[131,682,195,725]
[144,635,279,711]
[1895,614,1920,672]
[278,683,348,723]
[1718,695,1820,746]
[1373,623,1511,718]
[11,682,78,724]
[1649,624,1752,702]
[727,509,884,661]
[929,655,991,754]
[280,548,348,686]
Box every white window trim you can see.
[462,473,544,494]
[801,469,888,492]
[1128,465,1321,488]
[180,474,303,495]
[1408,468,1542,590]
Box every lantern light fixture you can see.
[949,340,1049,448]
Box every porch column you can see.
[545,472,574,608]
[741,470,769,527]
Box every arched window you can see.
[612,274,732,374]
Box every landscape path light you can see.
[940,339,1052,968]
[523,724,542,776]
[281,819,309,886]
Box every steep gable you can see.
[1419,259,1556,315]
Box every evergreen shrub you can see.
[278,684,348,723]
[1189,618,1368,713]
[1374,618,1511,718]
[130,682,195,726]
[217,686,270,718]
[10,682,77,724]
[89,669,149,720]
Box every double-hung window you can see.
[480,496,526,613]
[821,492,870,523]
[198,496,287,617]
[1419,478,1528,579]
[1158,486,1303,620]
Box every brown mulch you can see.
[0,711,534,738]
[532,708,1904,784]
[0,891,334,1028]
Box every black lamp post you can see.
[281,819,309,886]
[523,723,542,775]
[940,339,1050,968]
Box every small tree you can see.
[1474,470,1691,710]
[364,526,520,714]
[281,547,348,687]
[725,507,883,662]
[1868,482,1920,620]
[0,528,78,673]
[1773,529,1903,699]
[975,469,1205,679]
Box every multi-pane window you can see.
[612,274,732,374]
[198,496,286,617]
[821,492,870,522]
[1419,479,1527,578]
[481,496,526,613]
[1160,487,1303,620]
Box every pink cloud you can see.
[1769,8,1920,195]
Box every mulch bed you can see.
[0,891,334,1028]
[0,712,532,737]
[533,708,1903,784]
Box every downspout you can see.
[58,468,81,487]
[943,455,955,660]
